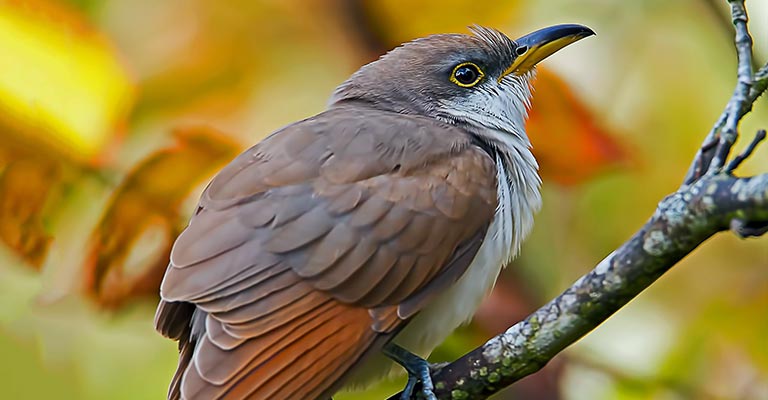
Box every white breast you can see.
[344,151,541,389]
[391,155,527,356]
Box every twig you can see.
[699,0,761,71]
[726,129,766,172]
[684,0,758,184]
[389,2,768,399]
[708,0,754,173]
[684,62,768,184]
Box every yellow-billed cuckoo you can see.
[155,24,594,400]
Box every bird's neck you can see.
[477,127,542,260]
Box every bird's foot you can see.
[383,342,437,400]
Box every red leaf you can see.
[528,68,630,185]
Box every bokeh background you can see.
[1,0,767,399]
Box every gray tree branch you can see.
[389,1,768,399]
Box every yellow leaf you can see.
[0,0,134,162]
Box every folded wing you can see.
[155,104,498,399]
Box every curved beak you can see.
[501,24,595,79]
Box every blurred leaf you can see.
[83,126,241,307]
[658,283,768,395]
[528,68,629,185]
[359,0,521,43]
[0,0,134,163]
[0,158,60,268]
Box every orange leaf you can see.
[0,158,60,268]
[82,126,241,308]
[528,68,629,185]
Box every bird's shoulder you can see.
[200,103,492,209]
[162,102,500,311]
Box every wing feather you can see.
[155,105,498,399]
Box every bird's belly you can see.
[342,201,513,389]
[393,212,511,356]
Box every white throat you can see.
[486,129,542,257]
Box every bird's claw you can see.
[383,342,437,400]
[399,374,418,400]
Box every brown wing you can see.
[155,104,498,399]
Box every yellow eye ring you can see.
[450,62,484,87]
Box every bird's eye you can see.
[450,62,484,87]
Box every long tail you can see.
[159,298,381,399]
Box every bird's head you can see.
[330,24,594,141]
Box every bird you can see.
[154,23,594,400]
